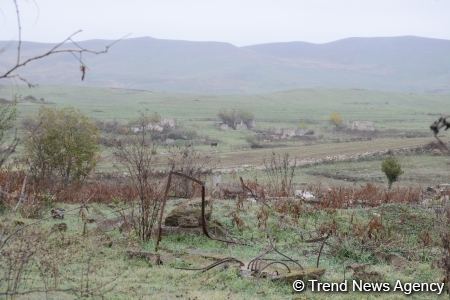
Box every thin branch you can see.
[13,0,22,66]
[1,16,127,83]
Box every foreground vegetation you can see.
[1,195,448,299]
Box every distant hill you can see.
[1,36,449,93]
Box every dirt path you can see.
[216,137,433,169]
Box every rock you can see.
[51,208,65,219]
[164,198,211,228]
[271,268,326,282]
[347,121,376,132]
[295,190,315,200]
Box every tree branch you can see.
[1,0,127,84]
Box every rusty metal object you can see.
[155,171,249,251]
[247,240,303,277]
[174,257,244,273]
[257,261,291,276]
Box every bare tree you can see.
[264,152,296,197]
[114,114,162,242]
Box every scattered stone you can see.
[51,208,65,219]
[295,190,315,200]
[346,120,376,132]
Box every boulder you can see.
[164,198,211,228]
[295,190,315,200]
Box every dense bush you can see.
[24,107,99,185]
[381,156,403,189]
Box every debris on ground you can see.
[51,208,65,219]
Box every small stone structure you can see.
[346,121,376,132]
[131,118,176,133]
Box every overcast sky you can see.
[1,0,450,46]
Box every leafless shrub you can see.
[0,218,122,298]
[264,152,296,197]
[168,145,214,198]
[114,114,163,242]
[0,226,62,297]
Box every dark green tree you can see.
[381,156,403,189]
[25,107,99,184]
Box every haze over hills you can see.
[1,36,449,93]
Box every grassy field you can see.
[0,86,446,129]
[1,85,448,151]
[1,85,448,186]
[1,200,447,299]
